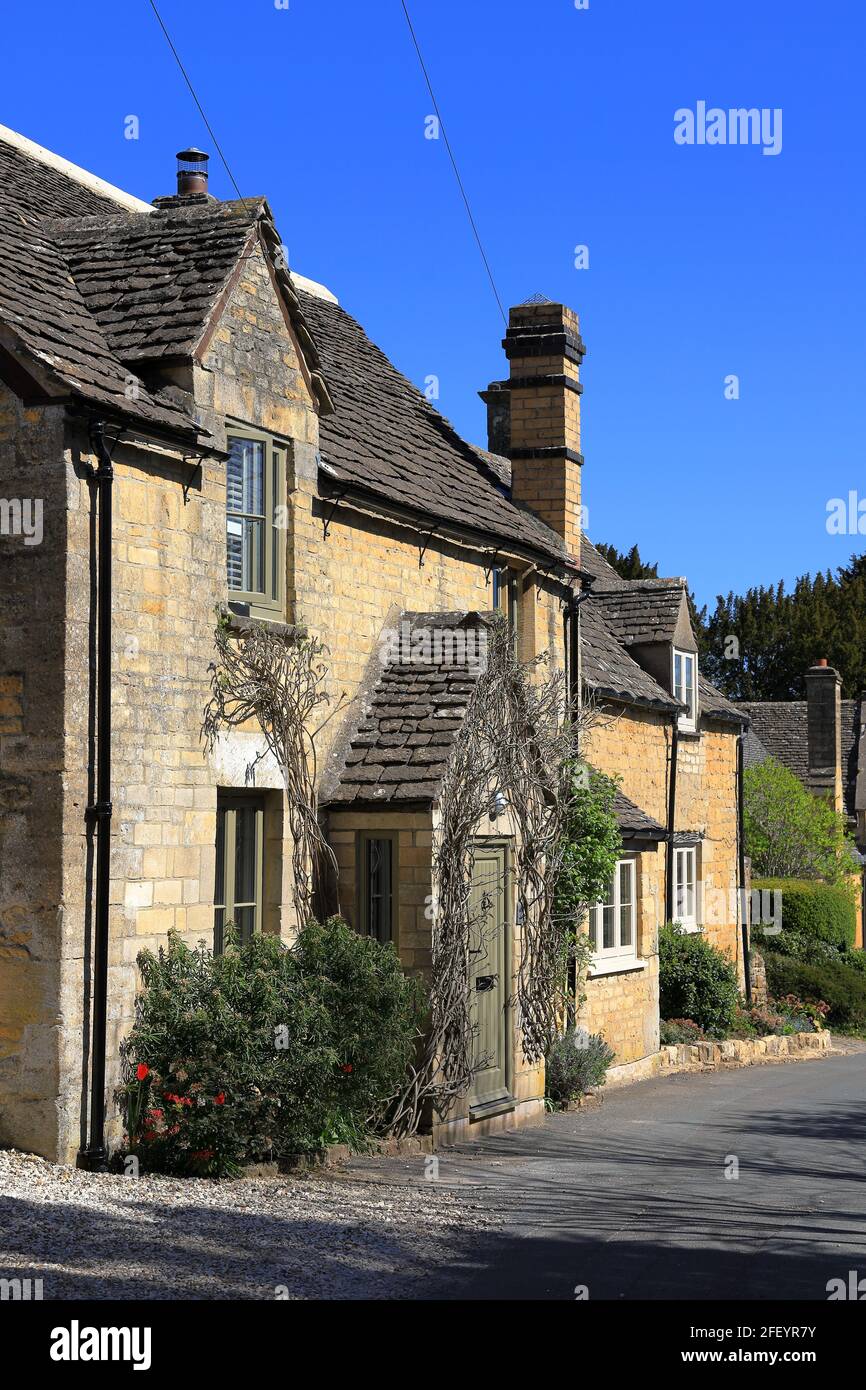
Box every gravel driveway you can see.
[0,1148,489,1300]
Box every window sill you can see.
[674,922,702,935]
[588,957,647,979]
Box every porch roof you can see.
[323,613,489,808]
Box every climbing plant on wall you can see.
[202,610,348,924]
[387,616,615,1135]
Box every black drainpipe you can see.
[737,730,752,1004]
[77,419,115,1171]
[665,722,679,922]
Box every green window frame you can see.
[358,832,398,945]
[491,566,519,637]
[226,426,286,618]
[214,793,265,953]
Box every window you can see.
[214,794,264,953]
[359,834,396,944]
[589,857,637,962]
[226,429,285,617]
[673,648,697,730]
[673,845,698,929]
[492,566,519,637]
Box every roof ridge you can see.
[0,124,152,214]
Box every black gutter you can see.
[77,419,115,1171]
[737,731,752,1004]
[317,477,575,580]
[665,723,679,922]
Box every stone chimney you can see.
[805,659,843,811]
[482,297,584,562]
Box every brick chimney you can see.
[481,297,584,562]
[805,659,843,811]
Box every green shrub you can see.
[116,919,425,1176]
[659,1018,705,1044]
[744,759,853,882]
[763,952,866,1033]
[753,878,856,951]
[659,924,739,1037]
[545,1029,614,1105]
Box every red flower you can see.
[136,1063,149,1081]
[191,1149,215,1161]
[214,1092,225,1106]
[147,1108,164,1121]
[340,1064,353,1074]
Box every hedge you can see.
[659,924,739,1036]
[763,952,866,1032]
[752,878,856,951]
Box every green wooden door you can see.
[469,844,511,1110]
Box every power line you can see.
[145,0,250,210]
[399,0,508,327]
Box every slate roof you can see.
[611,786,666,841]
[0,133,209,445]
[698,674,745,726]
[297,288,569,566]
[740,698,862,816]
[742,724,771,768]
[581,602,679,712]
[587,581,688,647]
[50,202,262,364]
[324,614,489,806]
[738,702,810,782]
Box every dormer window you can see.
[673,648,697,730]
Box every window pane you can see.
[367,838,393,943]
[619,861,634,948]
[234,905,255,946]
[674,652,683,700]
[227,438,264,516]
[234,805,258,908]
[227,439,267,596]
[226,517,243,591]
[602,903,615,950]
[214,907,225,956]
[214,808,226,909]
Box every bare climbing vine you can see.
[387,616,605,1135]
[202,610,347,924]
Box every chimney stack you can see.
[176,147,209,197]
[805,659,843,811]
[483,297,584,562]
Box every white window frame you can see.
[673,647,697,731]
[588,856,638,967]
[673,844,699,931]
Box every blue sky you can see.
[6,0,864,606]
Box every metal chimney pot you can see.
[176,147,209,196]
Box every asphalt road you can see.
[347,1048,866,1300]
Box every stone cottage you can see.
[739,664,866,943]
[0,127,747,1161]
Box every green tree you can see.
[743,758,853,883]
[701,553,866,699]
[594,541,659,580]
[554,764,623,1014]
